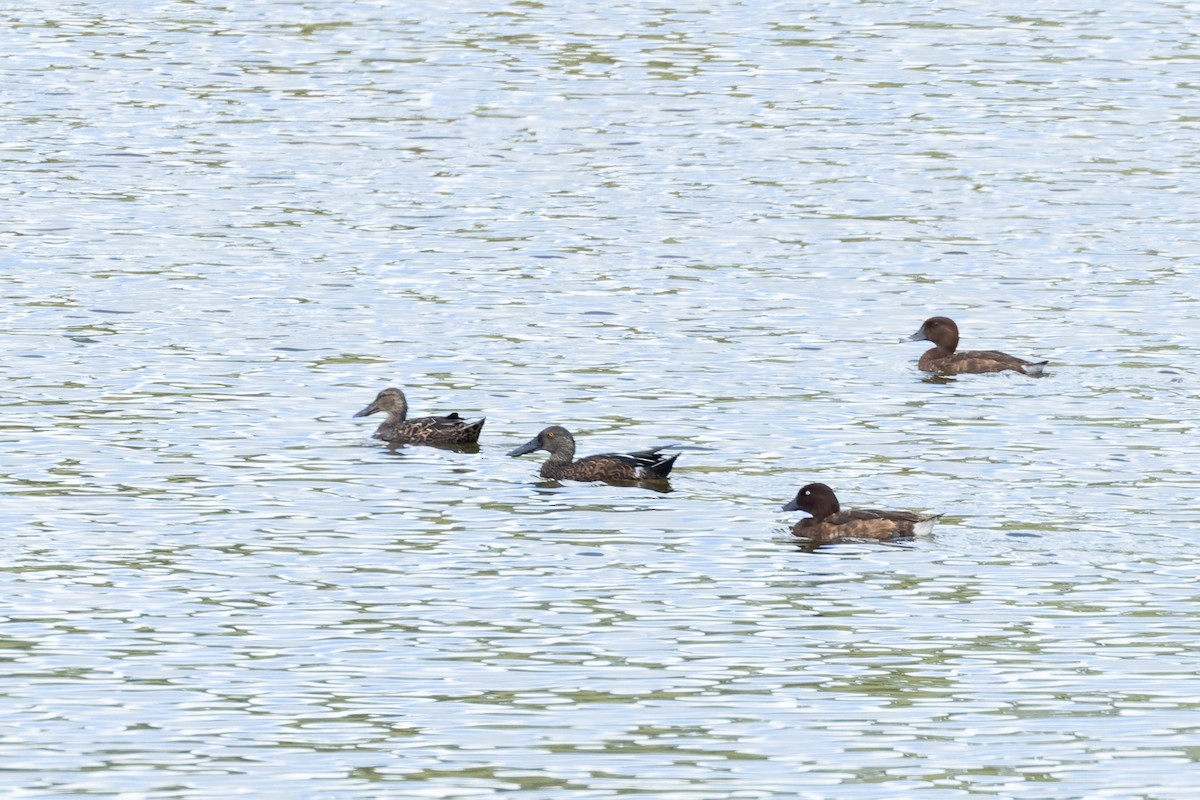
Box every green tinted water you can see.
[3,2,1200,797]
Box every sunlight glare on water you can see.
[2,1,1200,797]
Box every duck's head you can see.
[354,387,408,420]
[783,482,840,519]
[906,316,960,351]
[508,425,575,458]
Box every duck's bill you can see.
[353,400,381,418]
[782,498,800,511]
[507,437,541,457]
[903,328,928,343]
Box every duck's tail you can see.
[642,452,679,479]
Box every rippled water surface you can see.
[4,1,1200,797]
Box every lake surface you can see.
[3,1,1200,797]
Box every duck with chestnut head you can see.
[906,316,1047,376]
[783,482,940,544]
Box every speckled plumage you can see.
[353,387,484,445]
[508,425,678,483]
[783,482,940,543]
[906,316,1047,376]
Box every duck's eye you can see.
[803,489,811,496]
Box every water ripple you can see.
[3,1,1200,796]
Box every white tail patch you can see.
[913,516,942,536]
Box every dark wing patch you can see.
[844,508,926,525]
[604,448,678,480]
[557,449,677,482]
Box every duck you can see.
[783,482,940,543]
[353,387,484,445]
[905,316,1047,376]
[508,425,678,482]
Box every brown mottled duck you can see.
[508,425,678,483]
[353,387,484,446]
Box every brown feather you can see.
[544,451,679,482]
[511,426,678,483]
[784,483,940,544]
[918,349,1045,376]
[793,510,933,543]
[354,387,484,446]
[908,316,1046,376]
[378,415,485,445]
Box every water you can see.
[3,1,1200,797]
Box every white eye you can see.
[803,489,811,496]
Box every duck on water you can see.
[508,425,678,483]
[783,482,940,544]
[354,387,484,446]
[906,316,1047,376]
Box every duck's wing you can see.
[604,447,678,476]
[390,414,485,444]
[842,508,923,523]
[566,454,641,482]
[953,349,1046,374]
[838,508,940,536]
[796,515,898,541]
